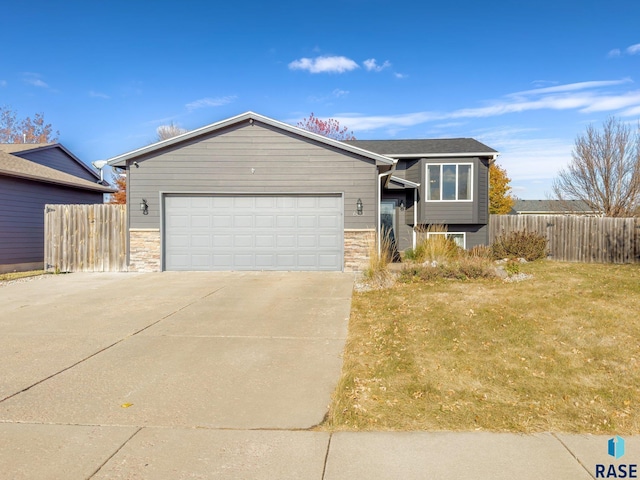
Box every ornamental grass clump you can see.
[362,230,394,287]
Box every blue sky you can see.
[1,0,639,198]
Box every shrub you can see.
[469,245,493,259]
[412,225,461,264]
[399,255,497,282]
[504,259,521,275]
[492,230,548,261]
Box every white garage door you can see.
[164,195,343,271]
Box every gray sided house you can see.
[0,144,114,273]
[346,139,498,252]
[107,112,497,272]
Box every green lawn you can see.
[325,261,640,433]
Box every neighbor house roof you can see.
[0,150,115,193]
[344,138,498,158]
[108,111,398,168]
[511,199,599,215]
[0,143,102,180]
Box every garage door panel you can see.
[191,215,210,228]
[255,215,274,228]
[256,235,275,247]
[234,235,253,247]
[212,235,232,247]
[297,216,317,228]
[164,195,342,271]
[234,216,253,228]
[233,197,253,208]
[318,215,340,228]
[319,234,340,248]
[212,197,233,208]
[276,215,295,228]
[212,215,232,227]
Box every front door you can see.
[380,200,400,260]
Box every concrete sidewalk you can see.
[0,425,630,479]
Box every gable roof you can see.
[344,138,498,158]
[0,143,101,180]
[0,150,115,193]
[107,111,397,168]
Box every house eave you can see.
[0,169,115,193]
[389,175,420,188]
[107,111,397,168]
[389,152,500,160]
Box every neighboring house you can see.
[107,111,498,272]
[0,143,114,273]
[510,199,601,216]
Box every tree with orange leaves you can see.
[109,173,127,204]
[0,106,58,143]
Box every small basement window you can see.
[426,232,466,249]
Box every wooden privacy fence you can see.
[490,214,640,264]
[44,204,127,272]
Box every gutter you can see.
[385,152,500,160]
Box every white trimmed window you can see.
[426,163,472,201]
[426,232,466,248]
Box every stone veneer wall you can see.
[344,229,374,272]
[129,229,161,272]
[127,228,373,273]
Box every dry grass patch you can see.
[326,261,640,433]
[0,270,46,282]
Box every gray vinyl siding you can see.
[17,148,98,182]
[418,224,488,249]
[127,122,378,230]
[404,159,421,185]
[477,158,490,224]
[418,157,488,225]
[0,176,103,267]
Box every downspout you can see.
[413,188,418,249]
[377,168,395,254]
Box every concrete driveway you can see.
[0,271,353,478]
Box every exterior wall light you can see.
[140,199,149,215]
[399,200,406,211]
[356,198,363,215]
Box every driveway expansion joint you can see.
[88,426,143,479]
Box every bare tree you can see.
[156,121,187,141]
[552,117,640,217]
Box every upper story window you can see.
[426,163,472,201]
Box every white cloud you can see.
[627,44,640,55]
[288,56,359,74]
[23,72,49,88]
[608,49,622,58]
[185,95,237,111]
[319,78,640,135]
[394,72,408,79]
[89,90,110,99]
[509,78,632,96]
[363,58,391,72]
